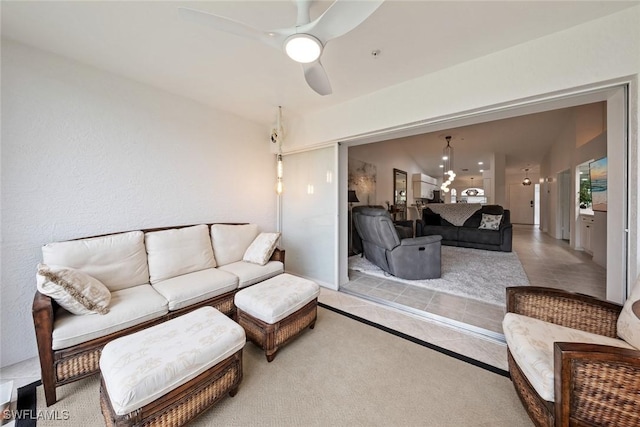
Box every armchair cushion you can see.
[617,278,640,349]
[503,312,635,402]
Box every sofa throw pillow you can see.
[617,276,640,349]
[478,213,503,230]
[243,232,280,266]
[36,264,111,315]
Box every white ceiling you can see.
[1,1,631,179]
[350,105,579,180]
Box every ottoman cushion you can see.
[234,273,320,324]
[100,307,245,416]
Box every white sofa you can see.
[33,223,284,406]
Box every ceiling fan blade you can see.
[303,61,332,96]
[178,7,287,49]
[304,0,384,44]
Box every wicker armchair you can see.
[504,286,640,427]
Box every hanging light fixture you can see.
[440,136,456,193]
[522,168,532,186]
[273,106,284,194]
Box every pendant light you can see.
[440,136,456,193]
[522,168,532,186]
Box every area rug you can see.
[16,307,531,426]
[349,246,529,306]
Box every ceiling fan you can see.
[178,0,384,96]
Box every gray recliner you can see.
[353,207,442,280]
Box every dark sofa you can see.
[415,204,512,252]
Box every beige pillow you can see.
[617,276,640,349]
[243,233,280,266]
[37,264,111,315]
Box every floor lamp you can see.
[348,190,360,255]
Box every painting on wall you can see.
[589,157,607,212]
[348,158,377,205]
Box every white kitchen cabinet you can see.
[412,173,438,199]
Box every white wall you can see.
[348,142,429,208]
[0,40,276,367]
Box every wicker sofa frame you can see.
[506,286,640,427]
[32,223,284,407]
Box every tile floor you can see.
[339,225,606,339]
[0,224,607,412]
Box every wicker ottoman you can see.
[234,273,320,362]
[99,307,245,427]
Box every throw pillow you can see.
[36,264,111,315]
[243,232,280,266]
[478,213,503,230]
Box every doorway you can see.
[508,183,535,224]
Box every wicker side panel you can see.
[141,361,240,427]
[570,359,640,427]
[56,348,101,383]
[513,294,619,337]
[239,314,268,350]
[274,301,317,347]
[101,352,242,427]
[508,351,553,427]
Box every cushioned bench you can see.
[100,307,245,426]
[234,273,320,362]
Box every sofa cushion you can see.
[479,213,503,230]
[459,227,502,245]
[218,261,284,289]
[42,231,149,292]
[421,225,458,242]
[503,312,634,402]
[423,212,441,226]
[481,205,505,216]
[243,232,280,265]
[210,224,259,266]
[145,225,216,284]
[617,276,640,349]
[52,284,168,350]
[462,211,483,228]
[37,264,111,315]
[151,268,238,311]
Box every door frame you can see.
[338,83,631,302]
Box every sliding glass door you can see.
[280,146,338,288]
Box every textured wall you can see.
[0,40,276,367]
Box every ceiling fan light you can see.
[284,34,322,63]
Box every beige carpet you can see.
[32,308,532,426]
